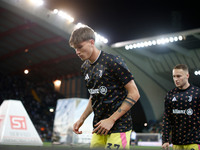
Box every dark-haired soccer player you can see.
[69,26,140,149]
[162,64,200,150]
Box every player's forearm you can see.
[79,97,93,122]
[162,113,171,144]
[109,80,140,122]
[109,95,139,122]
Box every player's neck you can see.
[178,82,190,90]
[89,48,101,64]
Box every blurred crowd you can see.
[144,120,162,134]
[0,74,65,142]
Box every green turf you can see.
[132,146,172,149]
[0,142,173,150]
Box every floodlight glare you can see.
[148,41,152,46]
[174,36,178,41]
[125,45,129,50]
[30,0,44,6]
[169,37,174,42]
[133,44,137,48]
[157,39,161,45]
[24,69,29,74]
[53,9,59,14]
[140,42,144,48]
[194,70,200,76]
[178,36,183,40]
[152,40,156,45]
[95,32,108,44]
[76,23,86,28]
[54,80,61,86]
[124,35,184,49]
[56,10,74,23]
[49,108,54,112]
[52,9,74,22]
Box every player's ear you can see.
[187,73,189,79]
[89,39,95,46]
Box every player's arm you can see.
[73,96,93,134]
[109,79,140,122]
[162,95,172,148]
[162,142,170,149]
[92,79,140,135]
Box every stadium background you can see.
[0,0,200,149]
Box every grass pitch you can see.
[0,142,172,150]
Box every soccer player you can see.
[162,64,200,150]
[69,26,140,149]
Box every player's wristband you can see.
[126,97,136,104]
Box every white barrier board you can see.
[52,98,94,144]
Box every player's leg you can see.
[90,133,106,149]
[105,130,132,150]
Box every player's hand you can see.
[162,142,170,150]
[92,118,115,135]
[73,119,84,134]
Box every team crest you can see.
[99,70,103,77]
[188,96,192,102]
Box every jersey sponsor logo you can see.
[172,97,177,102]
[173,109,185,114]
[88,86,107,95]
[172,109,193,115]
[88,89,99,94]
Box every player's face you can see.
[74,40,93,61]
[172,69,189,89]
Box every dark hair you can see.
[173,64,189,72]
[69,26,95,48]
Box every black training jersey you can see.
[162,85,200,145]
[81,51,134,133]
